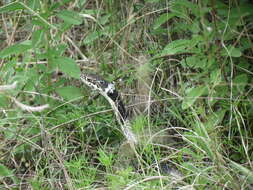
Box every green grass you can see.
[1,0,253,189]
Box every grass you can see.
[0,0,253,189]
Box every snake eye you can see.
[87,78,94,82]
[97,80,105,87]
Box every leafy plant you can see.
[1,0,253,189]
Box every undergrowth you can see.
[0,0,253,189]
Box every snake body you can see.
[80,74,183,178]
[80,73,137,144]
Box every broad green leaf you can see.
[46,44,68,61]
[82,9,100,15]
[0,41,32,58]
[98,149,113,167]
[230,6,251,19]
[0,2,24,13]
[171,0,198,10]
[239,3,253,16]
[153,13,176,29]
[0,164,13,177]
[83,28,108,44]
[31,15,53,29]
[56,44,68,55]
[240,38,253,51]
[32,29,44,47]
[214,85,228,98]
[234,74,248,93]
[0,164,18,183]
[181,56,207,69]
[229,47,242,57]
[182,86,207,109]
[55,57,81,78]
[98,14,111,25]
[221,46,242,57]
[161,39,192,56]
[171,0,200,17]
[50,0,73,10]
[205,110,226,130]
[57,10,82,25]
[161,36,201,56]
[27,0,41,10]
[56,86,83,101]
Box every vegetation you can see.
[0,0,253,189]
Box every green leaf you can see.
[98,149,113,167]
[153,13,176,29]
[27,0,41,10]
[55,57,81,78]
[0,164,12,177]
[31,16,51,29]
[0,164,18,183]
[182,86,207,109]
[57,10,82,25]
[50,0,73,10]
[160,36,201,56]
[56,86,83,101]
[0,2,24,13]
[230,47,242,57]
[0,94,9,107]
[221,46,242,57]
[205,110,226,130]
[32,29,44,47]
[241,38,253,51]
[181,56,207,69]
[98,14,111,25]
[171,0,200,17]
[161,39,191,55]
[83,30,105,44]
[234,74,248,93]
[0,41,32,58]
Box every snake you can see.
[80,74,184,178]
[80,73,137,144]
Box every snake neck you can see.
[106,89,137,144]
[107,90,128,122]
[80,73,137,143]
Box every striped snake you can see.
[80,73,137,144]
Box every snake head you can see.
[80,73,115,93]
